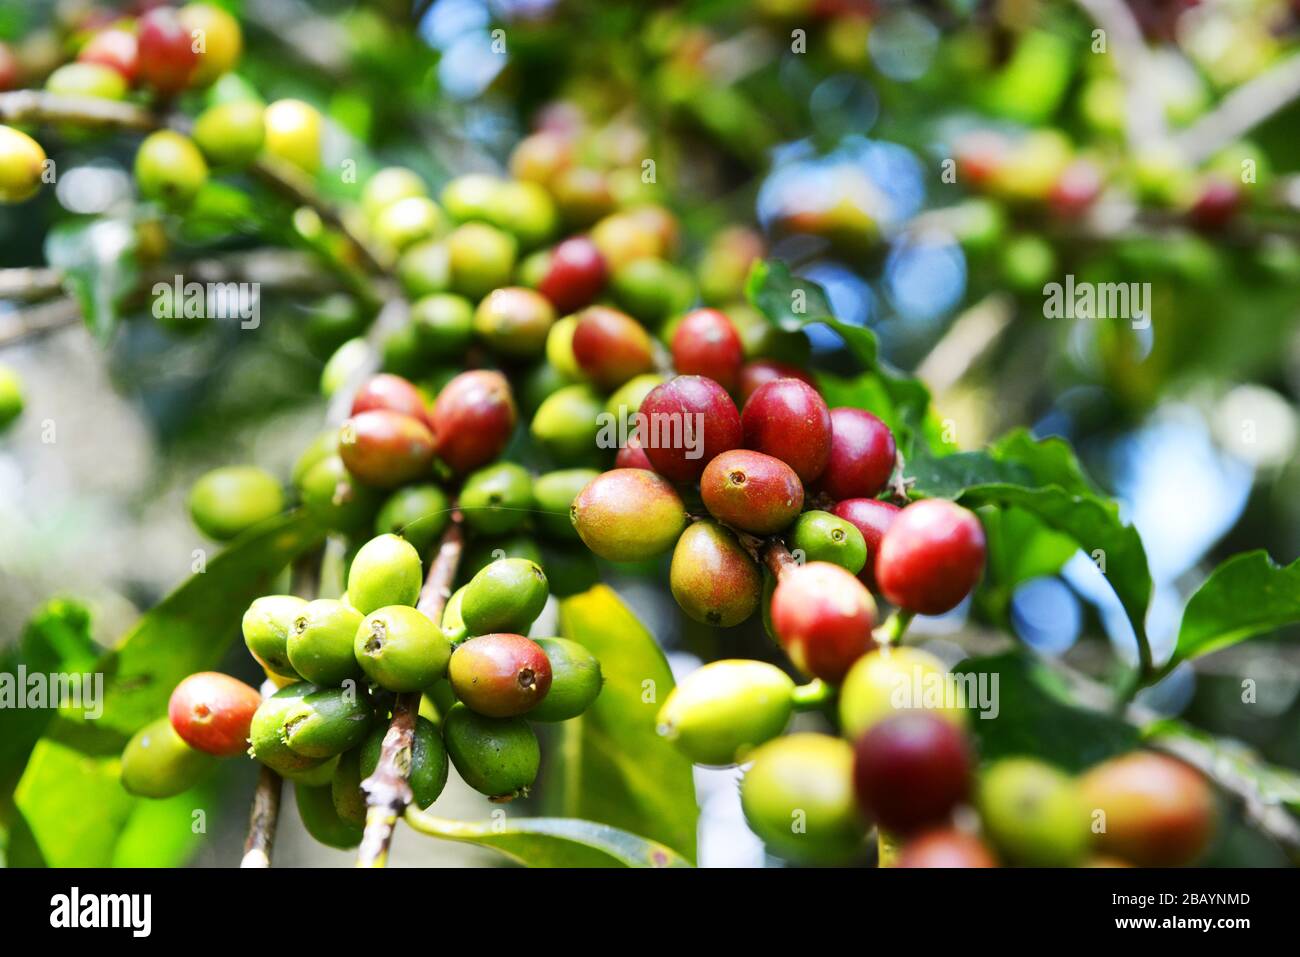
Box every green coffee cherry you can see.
[347,533,423,615]
[288,599,364,686]
[411,293,473,360]
[375,484,450,556]
[441,173,500,222]
[442,703,539,800]
[192,100,265,167]
[279,685,374,758]
[362,166,428,220]
[296,783,363,849]
[249,684,330,776]
[120,716,216,798]
[518,362,571,418]
[529,638,603,722]
[740,733,867,865]
[284,754,340,788]
[458,535,544,584]
[320,338,370,398]
[486,180,557,248]
[460,462,535,536]
[354,605,451,692]
[331,747,368,826]
[544,315,584,381]
[657,660,794,765]
[299,454,382,534]
[538,542,600,597]
[447,222,517,300]
[978,758,1091,867]
[605,374,664,432]
[531,384,604,464]
[304,293,372,359]
[789,510,867,575]
[838,647,967,740]
[242,595,308,678]
[373,196,445,253]
[263,99,321,175]
[0,365,22,431]
[669,521,762,627]
[441,585,470,644]
[473,287,555,360]
[359,715,448,809]
[460,558,549,636]
[46,62,127,100]
[135,131,208,207]
[398,240,452,298]
[0,128,46,204]
[610,257,695,324]
[188,465,284,541]
[532,469,598,541]
[428,678,459,717]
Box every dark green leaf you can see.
[44,218,140,343]
[978,507,1078,621]
[1172,551,1300,665]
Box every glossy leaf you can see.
[1172,551,1300,665]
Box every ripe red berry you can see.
[770,561,876,683]
[78,28,139,84]
[1048,159,1103,218]
[875,499,986,615]
[897,829,997,868]
[537,236,606,313]
[428,369,517,474]
[700,449,803,534]
[0,41,18,92]
[571,305,655,389]
[817,407,896,501]
[1189,178,1241,232]
[671,308,744,392]
[615,432,653,470]
[638,375,742,482]
[741,378,832,484]
[449,633,553,718]
[737,360,815,403]
[168,671,261,758]
[339,409,436,488]
[832,497,899,589]
[351,373,429,426]
[137,7,199,95]
[853,713,973,834]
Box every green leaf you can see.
[978,507,1078,622]
[404,810,691,868]
[1171,551,1300,666]
[111,781,221,867]
[953,651,1138,772]
[557,585,698,862]
[44,218,140,343]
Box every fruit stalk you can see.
[760,540,797,581]
[240,765,283,868]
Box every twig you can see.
[761,539,797,580]
[1175,52,1300,164]
[0,297,82,348]
[356,517,465,868]
[0,266,64,301]
[1070,0,1168,151]
[240,765,283,868]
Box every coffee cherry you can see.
[458,534,543,583]
[771,562,876,683]
[355,605,451,692]
[278,685,374,758]
[135,131,208,207]
[605,373,665,432]
[358,715,448,809]
[552,166,616,227]
[188,465,284,541]
[543,314,583,379]
[0,364,24,429]
[485,180,557,248]
[875,500,986,615]
[538,236,607,313]
[817,407,896,500]
[832,498,899,590]
[534,468,599,541]
[657,660,793,765]
[852,713,973,834]
[671,308,744,392]
[461,462,534,535]
[539,542,600,598]
[741,378,832,484]
[741,734,867,865]
[249,684,329,775]
[697,225,764,305]
[347,533,423,615]
[299,453,382,534]
[978,758,1091,866]
[440,172,500,221]
[610,257,695,324]
[411,293,473,359]
[615,433,654,470]
[339,410,436,488]
[639,375,743,482]
[447,222,517,300]
[571,468,688,561]
[440,585,470,644]
[243,595,308,678]
[288,599,365,686]
[700,449,804,535]
[263,99,321,176]
[571,306,655,389]
[1189,177,1241,232]
[727,306,812,366]
[179,2,243,85]
[296,782,363,848]
[473,287,555,360]
[397,240,451,297]
[331,748,368,825]
[362,166,427,220]
[192,100,265,167]
[789,510,867,574]
[121,717,216,798]
[0,126,46,203]
[509,129,571,183]
[669,521,762,627]
[460,558,549,636]
[528,638,603,722]
[443,703,540,800]
[137,7,198,94]
[373,196,445,254]
[428,370,517,475]
[351,373,429,425]
[1079,751,1215,866]
[896,829,997,868]
[530,383,604,463]
[449,633,553,717]
[167,672,261,757]
[78,27,138,84]
[0,41,15,92]
[838,647,965,740]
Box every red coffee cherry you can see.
[897,829,997,868]
[615,432,653,470]
[537,236,606,313]
[638,375,742,482]
[875,499,986,615]
[571,305,654,389]
[741,378,832,484]
[168,671,261,758]
[449,633,553,718]
[832,497,900,589]
[817,407,896,501]
[671,308,744,392]
[1048,159,1103,218]
[737,360,816,403]
[428,369,517,474]
[351,373,429,426]
[137,6,199,94]
[0,41,18,92]
[700,449,803,534]
[339,410,436,488]
[770,561,876,683]
[1189,178,1241,232]
[853,713,973,834]
[78,28,139,84]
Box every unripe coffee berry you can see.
[296,783,363,849]
[534,468,599,541]
[528,638,603,722]
[460,558,549,636]
[78,28,139,84]
[373,196,445,253]
[362,166,427,220]
[375,483,450,555]
[832,498,899,590]
[0,126,46,203]
[838,646,966,740]
[978,758,1091,866]
[530,383,604,463]
[852,713,973,834]
[473,287,555,360]
[442,703,540,800]
[358,715,448,809]
[192,100,265,167]
[347,534,423,615]
[135,131,208,207]
[700,449,804,535]
[121,717,216,798]
[741,378,832,484]
[449,633,553,717]
[279,685,374,758]
[249,684,329,775]
[671,308,744,392]
[606,373,665,433]
[460,462,534,536]
[0,364,23,430]
[817,408,896,500]
[447,222,517,300]
[299,454,382,534]
[897,829,997,868]
[657,660,794,765]
[669,521,762,627]
[610,257,695,324]
[737,360,816,404]
[46,62,127,100]
[339,410,436,488]
[168,672,261,757]
[179,2,244,85]
[770,562,876,684]
[538,236,607,313]
[441,585,470,645]
[412,293,474,359]
[789,510,867,574]
[571,468,688,562]
[263,99,322,176]
[485,180,557,248]
[638,375,743,482]
[428,370,517,475]
[242,595,308,678]
[188,465,284,541]
[288,599,365,686]
[875,499,986,615]
[137,6,198,94]
[571,306,655,389]
[355,606,451,692]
